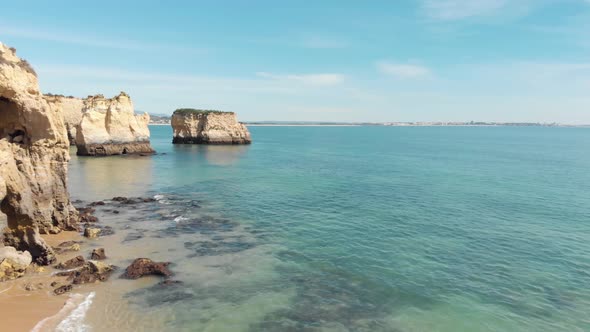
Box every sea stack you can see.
[76,92,154,156]
[0,43,79,265]
[171,109,251,144]
[43,94,84,145]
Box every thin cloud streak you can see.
[376,61,432,79]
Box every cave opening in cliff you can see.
[0,96,27,144]
[122,148,128,155]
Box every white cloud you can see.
[376,62,432,79]
[421,0,509,20]
[256,72,345,86]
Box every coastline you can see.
[0,231,86,332]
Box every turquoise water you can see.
[69,126,590,331]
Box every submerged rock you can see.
[54,241,81,254]
[0,43,79,264]
[90,248,106,260]
[53,284,72,295]
[78,206,98,223]
[55,255,85,269]
[171,109,251,144]
[75,92,155,156]
[57,260,115,284]
[0,246,32,281]
[83,227,101,239]
[122,258,172,279]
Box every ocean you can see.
[64,125,590,331]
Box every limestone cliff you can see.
[171,109,252,144]
[43,94,83,146]
[0,43,78,264]
[76,92,154,156]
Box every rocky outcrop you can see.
[171,109,251,144]
[76,92,154,156]
[0,43,79,265]
[122,258,172,279]
[0,246,32,281]
[43,95,83,145]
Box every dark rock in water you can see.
[90,248,106,260]
[143,197,156,203]
[78,206,98,223]
[159,279,183,286]
[88,201,105,206]
[54,284,73,295]
[84,225,115,238]
[83,227,101,238]
[59,260,115,284]
[112,196,127,202]
[55,255,86,269]
[54,241,82,254]
[57,241,81,247]
[112,210,120,214]
[123,232,143,242]
[184,240,256,257]
[122,258,172,279]
[24,282,44,291]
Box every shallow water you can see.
[66,126,590,331]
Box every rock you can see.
[3,226,57,265]
[171,109,252,144]
[57,260,115,284]
[0,43,79,263]
[122,258,172,279]
[43,94,84,145]
[75,92,155,156]
[53,284,72,295]
[24,282,43,291]
[50,281,60,287]
[0,246,32,281]
[54,241,81,254]
[90,248,106,260]
[55,255,85,269]
[159,279,182,286]
[88,201,105,206]
[78,206,98,223]
[83,227,101,238]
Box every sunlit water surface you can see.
[66,125,590,332]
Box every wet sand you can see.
[0,231,86,332]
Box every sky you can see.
[1,0,589,123]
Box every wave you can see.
[32,292,96,332]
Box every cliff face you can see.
[171,110,252,144]
[0,43,78,264]
[76,92,154,156]
[43,95,83,145]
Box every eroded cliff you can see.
[0,43,78,265]
[76,92,154,156]
[43,94,83,145]
[171,109,251,144]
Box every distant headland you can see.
[147,116,585,128]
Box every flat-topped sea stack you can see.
[0,43,79,265]
[171,109,251,144]
[76,92,154,156]
[43,94,83,145]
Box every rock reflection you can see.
[202,145,249,166]
[68,149,153,200]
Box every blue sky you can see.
[1,0,589,123]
